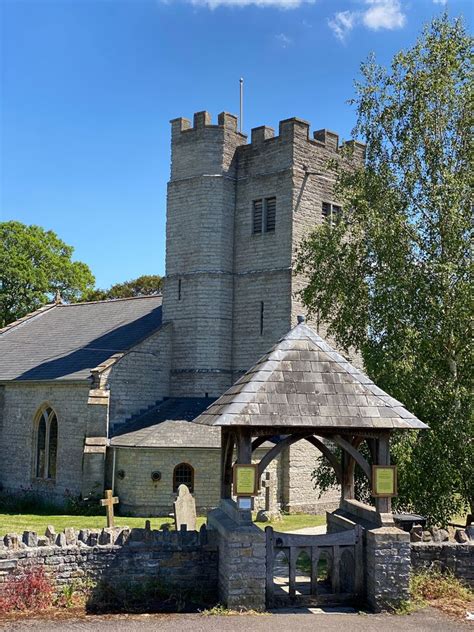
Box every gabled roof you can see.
[194,322,428,431]
[0,296,163,381]
[111,397,219,448]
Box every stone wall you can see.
[411,542,474,588]
[366,527,411,612]
[282,441,340,514]
[0,381,94,503]
[113,447,222,516]
[0,525,217,601]
[208,501,266,610]
[108,325,172,429]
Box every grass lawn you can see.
[0,512,325,536]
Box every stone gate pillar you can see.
[207,500,266,610]
[366,526,411,612]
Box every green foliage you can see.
[0,221,95,327]
[82,274,163,302]
[296,15,473,525]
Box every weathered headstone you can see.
[173,484,196,531]
[100,489,119,528]
[256,471,281,522]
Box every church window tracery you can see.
[34,406,58,480]
[173,462,194,493]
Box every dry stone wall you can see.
[0,525,217,599]
[411,541,474,588]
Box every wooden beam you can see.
[257,434,311,477]
[306,436,343,484]
[332,434,372,482]
[251,435,281,452]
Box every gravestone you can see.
[100,489,119,528]
[256,471,281,522]
[173,484,196,530]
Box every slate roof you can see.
[110,398,220,448]
[194,322,428,431]
[0,296,163,381]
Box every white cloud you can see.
[328,11,357,42]
[185,0,314,7]
[328,0,406,42]
[432,0,447,4]
[275,32,293,47]
[362,0,405,31]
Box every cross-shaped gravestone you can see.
[262,471,275,512]
[173,484,196,531]
[100,489,119,528]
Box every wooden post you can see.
[288,546,296,599]
[221,428,234,499]
[354,524,364,598]
[100,489,119,528]
[375,433,391,514]
[237,428,252,464]
[341,451,355,501]
[265,527,274,608]
[310,547,320,595]
[331,545,341,594]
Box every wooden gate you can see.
[265,525,364,608]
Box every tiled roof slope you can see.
[111,397,220,447]
[0,296,162,381]
[194,322,428,430]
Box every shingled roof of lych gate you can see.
[0,296,163,381]
[194,320,428,431]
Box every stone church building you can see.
[0,111,364,516]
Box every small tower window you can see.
[253,197,276,234]
[178,278,182,300]
[322,202,342,226]
[173,463,194,493]
[260,301,264,336]
[34,406,58,480]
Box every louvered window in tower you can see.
[253,197,276,234]
[322,202,342,226]
[265,197,276,232]
[253,199,263,233]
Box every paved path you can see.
[286,525,327,535]
[0,608,468,632]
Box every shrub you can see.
[0,565,54,613]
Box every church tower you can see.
[162,112,246,397]
[163,110,365,396]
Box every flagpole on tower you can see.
[239,77,244,133]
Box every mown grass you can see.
[0,511,325,536]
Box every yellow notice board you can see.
[372,466,397,497]
[233,464,258,496]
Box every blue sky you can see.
[1,0,471,288]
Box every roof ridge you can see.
[64,295,163,307]
[0,304,58,336]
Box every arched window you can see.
[173,463,194,493]
[34,406,58,480]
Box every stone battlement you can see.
[170,110,365,161]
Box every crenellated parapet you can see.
[170,111,244,141]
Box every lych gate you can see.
[194,318,427,612]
